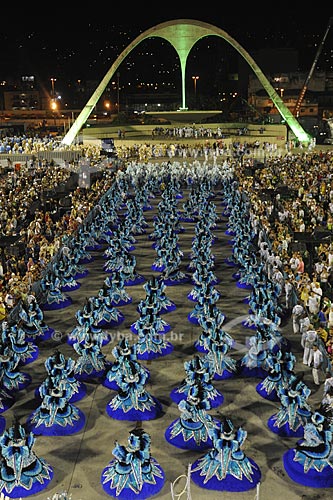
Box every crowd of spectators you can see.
[1,132,333,370]
[0,145,117,319]
[115,139,281,163]
[241,149,333,368]
[151,125,262,139]
[0,133,106,159]
[0,129,286,165]
[151,125,230,139]
[0,134,72,154]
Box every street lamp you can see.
[192,76,199,108]
[50,78,56,101]
[104,100,111,119]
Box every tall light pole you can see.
[50,78,56,101]
[192,75,199,108]
[50,78,57,125]
[117,72,120,113]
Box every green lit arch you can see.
[61,19,311,146]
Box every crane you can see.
[293,17,332,117]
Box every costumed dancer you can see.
[170,354,224,409]
[202,336,238,381]
[103,220,136,262]
[142,275,176,314]
[151,235,179,277]
[123,196,149,235]
[191,255,219,287]
[54,251,81,293]
[149,213,169,246]
[78,221,103,252]
[73,333,110,381]
[118,251,145,286]
[283,404,333,488]
[1,320,39,366]
[135,324,174,361]
[103,271,132,307]
[190,416,261,492]
[72,228,94,264]
[86,213,109,245]
[18,294,54,342]
[26,376,86,436]
[165,381,220,451]
[35,350,86,404]
[189,222,216,273]
[131,301,171,335]
[161,256,190,286]
[62,236,89,278]
[237,327,272,378]
[188,271,220,303]
[152,227,189,285]
[267,375,312,438]
[101,428,165,499]
[242,280,284,334]
[256,349,296,401]
[67,298,111,347]
[102,338,150,391]
[105,223,136,256]
[0,419,53,498]
[103,235,126,271]
[188,285,224,326]
[236,253,259,291]
[196,301,226,335]
[194,319,234,353]
[198,198,219,231]
[134,180,154,211]
[106,360,162,421]
[179,194,197,222]
[39,269,72,311]
[0,341,32,394]
[94,286,125,328]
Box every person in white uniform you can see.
[311,344,323,386]
[301,325,318,366]
[292,303,305,334]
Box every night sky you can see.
[0,8,331,82]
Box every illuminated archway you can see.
[61,19,311,146]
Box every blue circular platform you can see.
[190,456,261,492]
[27,407,86,436]
[106,395,163,421]
[283,448,333,488]
[256,381,279,401]
[165,417,220,451]
[0,468,54,498]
